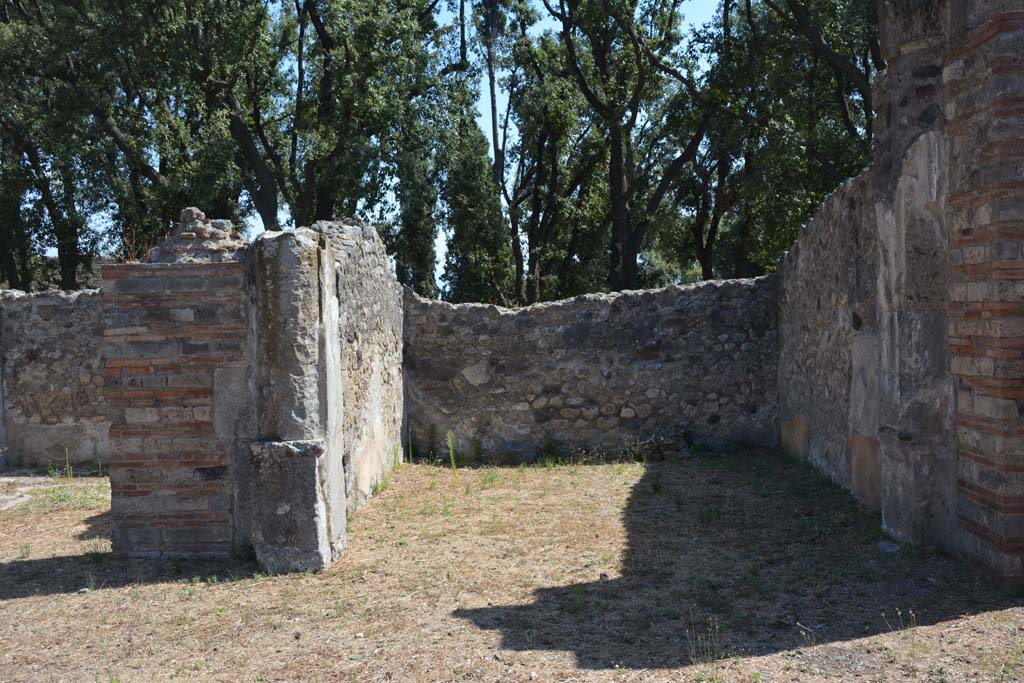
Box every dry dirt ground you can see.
[1,450,1022,683]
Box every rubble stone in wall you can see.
[777,173,878,489]
[147,207,248,263]
[309,219,404,515]
[0,289,108,467]
[404,277,779,462]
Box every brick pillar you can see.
[944,4,1024,577]
[102,260,250,557]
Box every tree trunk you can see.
[223,98,280,230]
[314,176,336,222]
[0,221,22,290]
[0,144,26,289]
[621,232,641,290]
[697,248,714,280]
[56,227,80,290]
[526,259,541,304]
[509,207,525,304]
[607,125,631,290]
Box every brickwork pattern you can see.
[102,262,248,557]
[944,9,1024,574]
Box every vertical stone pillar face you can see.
[876,1,956,543]
[102,260,250,557]
[943,3,1024,577]
[875,131,956,545]
[248,229,346,573]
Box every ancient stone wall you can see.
[779,0,1024,578]
[100,210,398,572]
[779,3,956,546]
[778,174,879,498]
[404,277,779,462]
[247,228,347,572]
[0,289,108,468]
[1,0,1020,581]
[312,220,404,515]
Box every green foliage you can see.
[446,430,458,482]
[427,424,440,463]
[440,79,513,304]
[0,0,876,298]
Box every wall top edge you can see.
[101,261,246,274]
[405,273,779,316]
[0,288,103,302]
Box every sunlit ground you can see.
[1,451,1021,682]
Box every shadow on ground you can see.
[455,450,1022,669]
[0,508,255,599]
[74,509,112,541]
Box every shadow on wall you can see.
[454,452,1021,669]
[0,510,256,600]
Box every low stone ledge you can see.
[249,440,341,573]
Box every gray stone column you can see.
[249,228,346,573]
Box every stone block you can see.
[781,415,809,462]
[850,432,882,512]
[249,440,343,573]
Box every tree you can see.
[0,0,879,296]
[439,72,513,303]
[761,0,881,143]
[0,140,35,290]
[540,0,708,291]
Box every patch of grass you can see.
[687,613,723,667]
[372,450,404,497]
[427,424,439,462]
[45,448,76,480]
[698,506,722,526]
[20,480,108,512]
[883,607,921,676]
[566,585,586,620]
[84,537,110,561]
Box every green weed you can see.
[446,430,458,483]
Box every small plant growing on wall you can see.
[427,424,439,463]
[446,430,458,483]
[539,432,560,465]
[469,434,484,464]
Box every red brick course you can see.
[102,262,247,558]
[946,14,1024,573]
